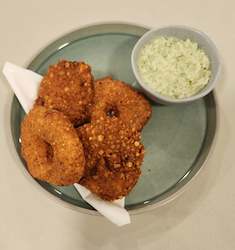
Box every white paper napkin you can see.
[3,62,130,226]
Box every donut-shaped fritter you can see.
[37,60,94,126]
[21,106,85,185]
[80,158,141,201]
[91,77,152,131]
[77,118,144,200]
[77,118,144,173]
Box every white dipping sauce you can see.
[138,36,211,99]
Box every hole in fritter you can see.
[45,142,54,162]
[105,104,119,118]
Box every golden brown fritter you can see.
[37,60,94,126]
[77,118,144,200]
[80,158,141,201]
[91,77,152,131]
[77,118,144,173]
[21,106,85,186]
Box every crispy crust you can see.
[21,106,85,185]
[80,158,141,201]
[91,77,152,131]
[77,118,144,200]
[37,60,94,126]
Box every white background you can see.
[0,0,234,249]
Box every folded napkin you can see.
[3,62,130,226]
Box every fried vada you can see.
[77,118,144,173]
[21,106,85,185]
[37,60,94,126]
[80,158,141,201]
[92,77,152,131]
[77,118,144,200]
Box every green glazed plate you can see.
[11,23,217,214]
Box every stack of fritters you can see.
[21,60,152,201]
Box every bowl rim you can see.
[131,25,222,104]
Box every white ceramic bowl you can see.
[131,25,221,104]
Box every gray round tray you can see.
[11,23,217,214]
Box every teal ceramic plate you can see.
[11,23,217,214]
